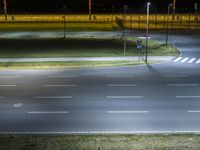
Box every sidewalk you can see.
[0,56,175,63]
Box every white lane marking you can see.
[107,84,138,87]
[0,97,5,99]
[106,75,134,78]
[3,131,200,134]
[176,96,200,98]
[188,110,200,113]
[13,103,23,108]
[0,76,24,78]
[161,75,188,78]
[0,85,16,87]
[48,76,79,78]
[28,111,68,114]
[174,57,182,62]
[35,96,72,99]
[188,58,196,63]
[107,96,144,99]
[167,84,198,87]
[196,59,200,64]
[108,111,149,114]
[181,57,189,63]
[45,84,77,87]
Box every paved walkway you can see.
[0,56,175,62]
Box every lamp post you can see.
[112,5,114,22]
[88,0,92,20]
[123,5,128,55]
[63,5,67,39]
[3,0,7,20]
[145,2,150,63]
[173,0,176,20]
[166,4,173,45]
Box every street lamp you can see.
[88,0,92,20]
[63,5,67,39]
[166,4,173,45]
[123,5,128,55]
[145,2,151,63]
[173,0,176,20]
[3,0,7,20]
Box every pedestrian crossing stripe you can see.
[173,57,200,64]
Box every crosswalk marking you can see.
[196,59,200,64]
[181,58,189,63]
[174,57,182,62]
[188,58,196,63]
[173,57,200,64]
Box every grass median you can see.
[0,60,153,70]
[0,37,179,58]
[0,36,178,69]
[0,134,200,150]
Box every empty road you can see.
[0,31,200,134]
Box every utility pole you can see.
[173,0,176,20]
[88,0,92,20]
[63,5,67,39]
[3,0,7,20]
[123,5,128,55]
[145,2,151,63]
[194,3,198,19]
[166,4,172,45]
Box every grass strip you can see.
[0,134,199,150]
[0,38,179,58]
[0,61,152,70]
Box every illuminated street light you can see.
[166,4,173,45]
[145,2,151,63]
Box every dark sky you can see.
[1,0,200,13]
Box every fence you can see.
[0,14,199,30]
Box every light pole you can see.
[123,5,128,55]
[88,0,92,20]
[3,0,7,20]
[112,5,114,22]
[172,0,176,20]
[63,5,67,39]
[166,4,172,45]
[145,2,150,63]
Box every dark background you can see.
[0,0,200,14]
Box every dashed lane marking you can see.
[108,111,149,114]
[45,85,77,87]
[0,85,16,87]
[107,84,138,87]
[28,111,68,114]
[167,84,198,87]
[176,96,200,98]
[107,96,144,99]
[35,96,72,99]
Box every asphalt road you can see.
[0,31,200,134]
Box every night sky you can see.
[1,0,200,13]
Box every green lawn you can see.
[0,37,179,58]
[0,61,152,70]
[0,134,200,150]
